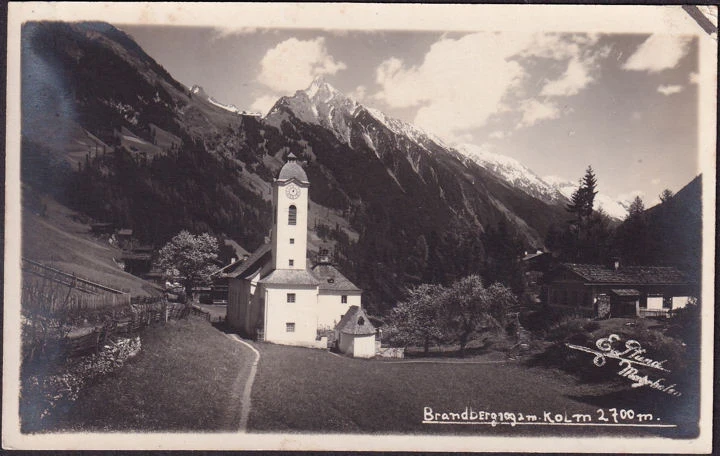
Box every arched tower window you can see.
[288,205,297,225]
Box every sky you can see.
[121,25,700,206]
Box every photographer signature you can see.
[566,334,681,396]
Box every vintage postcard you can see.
[3,2,717,452]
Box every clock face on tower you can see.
[285,184,301,200]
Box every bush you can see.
[21,336,141,432]
[545,317,598,342]
[531,317,687,384]
[519,306,566,337]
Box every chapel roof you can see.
[277,153,308,183]
[335,305,376,336]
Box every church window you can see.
[289,259,294,266]
[341,295,347,304]
[288,205,297,225]
[286,322,295,332]
[289,238,294,244]
[287,293,296,303]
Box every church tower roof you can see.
[277,152,308,183]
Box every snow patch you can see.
[543,175,631,220]
[458,144,564,205]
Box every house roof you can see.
[259,269,320,286]
[311,263,361,291]
[335,306,376,335]
[562,263,688,285]
[225,243,272,279]
[611,288,641,297]
[224,239,250,258]
[120,252,152,261]
[522,252,546,261]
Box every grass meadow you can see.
[44,318,256,432]
[247,342,681,437]
[31,317,697,438]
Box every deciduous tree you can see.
[385,283,447,355]
[158,231,219,297]
[442,275,517,356]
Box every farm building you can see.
[543,260,696,318]
[117,228,134,249]
[335,306,377,358]
[226,154,363,348]
[210,242,251,305]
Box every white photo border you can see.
[3,2,717,452]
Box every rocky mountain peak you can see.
[304,76,343,102]
[266,78,360,144]
[190,84,208,99]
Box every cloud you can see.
[211,26,268,41]
[488,130,507,140]
[622,35,692,73]
[257,37,347,93]
[250,95,279,116]
[657,84,684,96]
[689,72,700,84]
[540,57,593,97]
[372,33,533,140]
[517,99,565,129]
[651,178,661,185]
[617,190,644,203]
[371,33,609,141]
[349,85,367,102]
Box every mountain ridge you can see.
[20,21,607,312]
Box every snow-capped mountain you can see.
[190,84,261,116]
[265,77,360,144]
[543,176,631,220]
[266,77,449,154]
[457,144,567,205]
[261,76,569,250]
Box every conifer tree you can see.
[628,195,645,218]
[565,183,584,217]
[580,166,598,217]
[659,189,674,203]
[565,166,598,219]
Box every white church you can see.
[225,154,374,354]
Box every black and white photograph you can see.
[3,3,716,452]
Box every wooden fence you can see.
[638,308,670,318]
[22,258,128,295]
[21,259,200,361]
[63,300,191,358]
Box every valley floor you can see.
[35,318,696,439]
[246,341,686,437]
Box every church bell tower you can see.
[272,153,309,271]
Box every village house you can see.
[543,260,696,318]
[226,154,363,348]
[210,241,251,305]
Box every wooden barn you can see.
[543,260,696,318]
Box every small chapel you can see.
[225,153,364,348]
